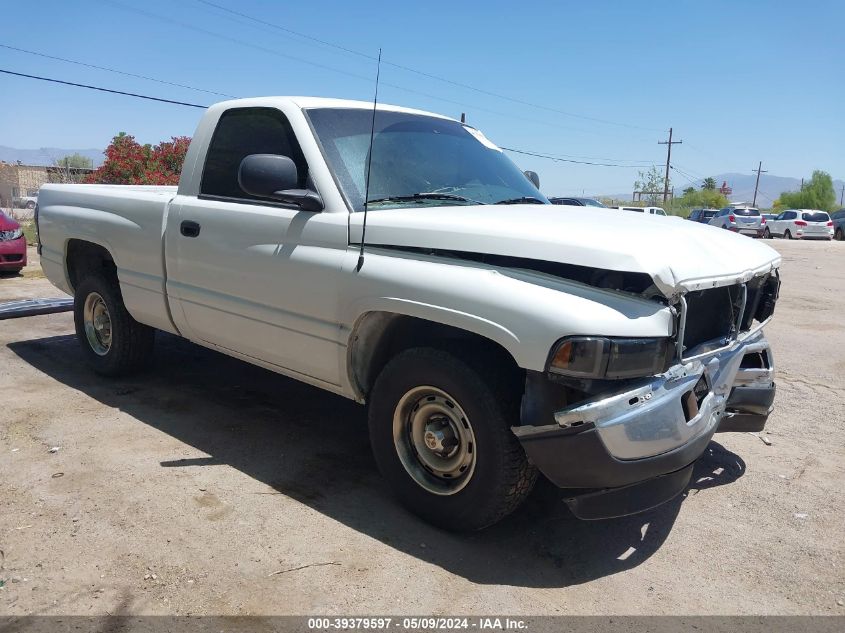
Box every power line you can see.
[192,0,661,133]
[0,68,653,170]
[99,1,645,142]
[670,164,701,185]
[0,68,207,108]
[0,43,236,98]
[502,147,654,168]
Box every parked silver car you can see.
[765,209,833,240]
[709,207,765,237]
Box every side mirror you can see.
[238,154,323,212]
[524,170,540,189]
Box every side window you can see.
[200,107,308,201]
[784,211,796,220]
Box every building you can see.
[0,161,94,208]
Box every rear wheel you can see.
[74,274,155,376]
[368,347,536,531]
[836,228,843,241]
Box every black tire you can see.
[763,227,772,239]
[836,228,843,241]
[26,201,36,209]
[368,347,536,531]
[785,229,793,240]
[73,274,155,376]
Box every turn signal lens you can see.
[548,337,608,377]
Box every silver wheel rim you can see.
[393,386,477,496]
[83,292,112,356]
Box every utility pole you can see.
[658,128,682,203]
[752,161,767,207]
[840,184,844,207]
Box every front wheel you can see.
[763,227,772,239]
[785,230,793,240]
[835,228,843,241]
[74,275,155,376]
[368,347,536,531]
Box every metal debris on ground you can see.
[0,297,73,320]
[267,562,340,577]
[748,432,772,446]
[48,446,60,453]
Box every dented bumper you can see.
[513,331,775,519]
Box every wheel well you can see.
[66,240,117,292]
[349,312,522,402]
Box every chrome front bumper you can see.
[553,331,774,460]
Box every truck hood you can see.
[349,204,781,296]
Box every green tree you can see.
[56,153,93,169]
[634,165,666,205]
[702,177,717,190]
[677,188,729,210]
[683,186,695,196]
[776,170,836,211]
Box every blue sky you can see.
[1,0,842,196]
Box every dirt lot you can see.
[1,240,843,616]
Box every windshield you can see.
[802,211,830,222]
[306,108,547,211]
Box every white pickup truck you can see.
[36,97,781,530]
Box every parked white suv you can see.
[765,209,833,240]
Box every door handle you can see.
[180,220,201,238]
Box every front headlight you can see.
[548,336,674,379]
[1,228,23,241]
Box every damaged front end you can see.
[513,270,780,520]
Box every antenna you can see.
[356,48,382,272]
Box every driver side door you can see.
[165,107,348,387]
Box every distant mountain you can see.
[602,172,844,207]
[707,173,844,207]
[0,146,104,167]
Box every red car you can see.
[0,210,27,273]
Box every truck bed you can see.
[37,183,179,334]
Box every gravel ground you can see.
[0,240,843,616]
